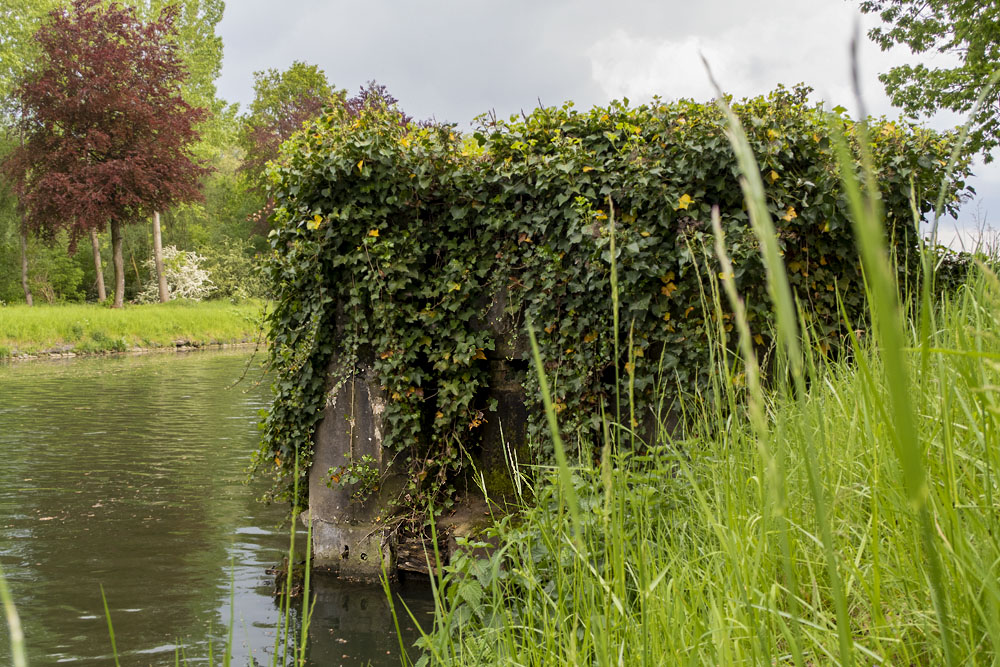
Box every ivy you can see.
[254,85,971,510]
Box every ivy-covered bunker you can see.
[255,86,969,579]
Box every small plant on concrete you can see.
[327,454,380,502]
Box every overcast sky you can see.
[216,0,998,243]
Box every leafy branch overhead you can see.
[256,85,971,509]
[859,0,1000,161]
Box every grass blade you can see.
[100,585,121,667]
[0,563,27,667]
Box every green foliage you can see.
[26,232,86,302]
[199,237,267,301]
[257,86,969,507]
[239,61,340,198]
[326,453,380,502]
[859,0,1000,160]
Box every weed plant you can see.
[400,98,1000,665]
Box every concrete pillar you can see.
[307,359,403,581]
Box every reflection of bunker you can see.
[305,291,527,581]
[304,576,435,665]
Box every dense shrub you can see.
[256,86,970,506]
[199,238,267,301]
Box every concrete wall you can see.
[307,359,403,579]
[307,291,528,581]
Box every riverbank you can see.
[412,263,1000,665]
[0,300,265,359]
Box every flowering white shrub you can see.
[136,245,215,302]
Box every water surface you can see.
[0,350,432,666]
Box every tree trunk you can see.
[152,210,169,302]
[19,227,32,306]
[111,218,125,308]
[90,227,107,302]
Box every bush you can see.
[257,86,971,505]
[136,245,214,303]
[198,237,267,301]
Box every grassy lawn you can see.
[0,299,265,358]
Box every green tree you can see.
[859,0,1000,160]
[240,62,341,202]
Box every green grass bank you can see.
[0,300,265,359]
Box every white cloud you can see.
[589,31,744,104]
[586,1,960,121]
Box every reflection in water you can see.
[0,351,432,666]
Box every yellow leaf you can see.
[634,347,644,358]
[544,323,556,334]
[685,306,695,317]
[782,206,797,222]
[767,129,778,140]
[640,231,651,237]
[307,214,323,230]
[813,133,821,142]
[368,228,380,237]
[474,348,487,360]
[357,160,364,171]
[624,362,634,375]
[584,332,598,343]
[435,411,444,420]
[660,271,675,282]
[823,221,830,232]
[663,312,671,321]
[661,282,677,297]
[449,282,462,292]
[768,170,779,183]
[582,166,594,173]
[753,334,764,345]
[675,194,694,210]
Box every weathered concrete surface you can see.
[308,287,530,579]
[474,359,527,499]
[307,359,403,580]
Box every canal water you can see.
[0,350,434,666]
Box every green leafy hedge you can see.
[255,86,970,507]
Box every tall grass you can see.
[403,102,1000,664]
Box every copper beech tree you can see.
[3,0,208,307]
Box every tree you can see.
[240,62,340,209]
[859,0,1000,161]
[1,0,227,305]
[2,0,209,307]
